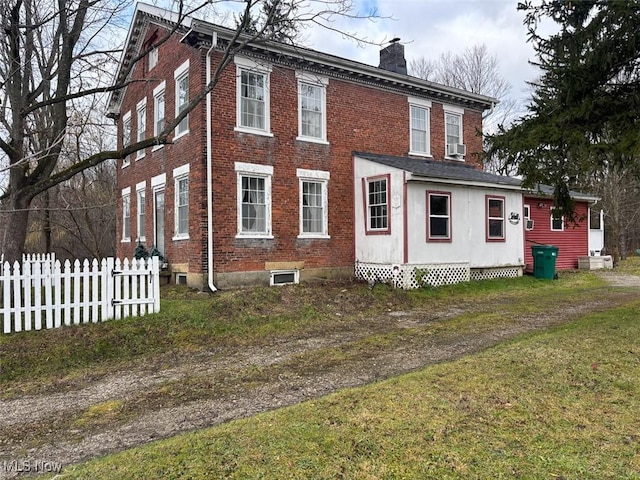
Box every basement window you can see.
[175,273,187,286]
[270,270,299,286]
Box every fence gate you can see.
[109,257,161,320]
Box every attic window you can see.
[148,47,158,71]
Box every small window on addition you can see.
[270,270,299,286]
[175,273,187,286]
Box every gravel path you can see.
[0,274,637,479]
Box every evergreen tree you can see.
[486,0,640,221]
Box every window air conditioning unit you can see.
[525,219,534,230]
[446,143,466,157]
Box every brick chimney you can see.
[379,40,407,75]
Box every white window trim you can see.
[234,56,273,137]
[427,191,451,241]
[136,98,147,160]
[523,204,531,220]
[296,71,329,144]
[172,164,190,240]
[487,196,506,241]
[297,168,330,239]
[443,104,465,161]
[550,207,565,231]
[151,173,166,189]
[153,81,166,151]
[122,111,132,168]
[365,176,390,234]
[408,97,432,157]
[136,181,146,242]
[235,162,273,238]
[174,60,190,139]
[121,187,131,243]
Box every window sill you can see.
[137,236,147,243]
[121,238,131,243]
[297,234,330,239]
[236,234,274,240]
[296,136,329,145]
[445,156,465,162]
[409,151,432,158]
[152,144,164,152]
[121,162,130,169]
[172,235,189,241]
[427,237,452,243]
[234,126,273,137]
[486,238,506,243]
[174,130,189,141]
[136,154,145,161]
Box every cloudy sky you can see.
[299,0,541,110]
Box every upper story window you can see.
[122,111,131,167]
[551,207,564,231]
[443,104,465,160]
[153,81,165,149]
[364,175,390,235]
[427,191,451,241]
[121,187,131,242]
[486,195,505,242]
[297,169,330,238]
[296,72,328,143]
[136,98,147,160]
[408,97,431,156]
[148,47,158,71]
[235,162,273,238]
[174,60,189,138]
[173,164,189,240]
[235,56,272,136]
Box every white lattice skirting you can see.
[355,262,523,289]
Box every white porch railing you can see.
[1,256,160,334]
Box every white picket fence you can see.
[0,255,160,334]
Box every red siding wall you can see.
[523,197,590,270]
[115,24,486,283]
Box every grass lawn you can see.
[52,301,640,480]
[33,264,640,479]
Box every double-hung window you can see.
[137,181,146,241]
[296,72,328,143]
[148,47,158,71]
[153,81,165,149]
[173,164,189,240]
[235,57,272,135]
[427,191,451,241]
[174,60,189,138]
[297,169,329,238]
[136,99,146,160]
[444,104,465,159]
[235,162,273,237]
[551,207,564,231]
[364,176,390,234]
[122,111,131,167]
[122,187,131,242]
[408,97,431,156]
[486,195,505,241]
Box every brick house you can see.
[109,3,529,290]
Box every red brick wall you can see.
[209,52,485,274]
[116,28,207,275]
[116,26,486,279]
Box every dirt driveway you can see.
[0,273,637,478]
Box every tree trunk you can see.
[44,190,52,253]
[2,194,33,263]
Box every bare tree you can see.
[0,0,383,263]
[409,44,519,140]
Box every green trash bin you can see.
[532,245,559,279]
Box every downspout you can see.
[206,34,218,292]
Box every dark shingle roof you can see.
[354,152,522,188]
